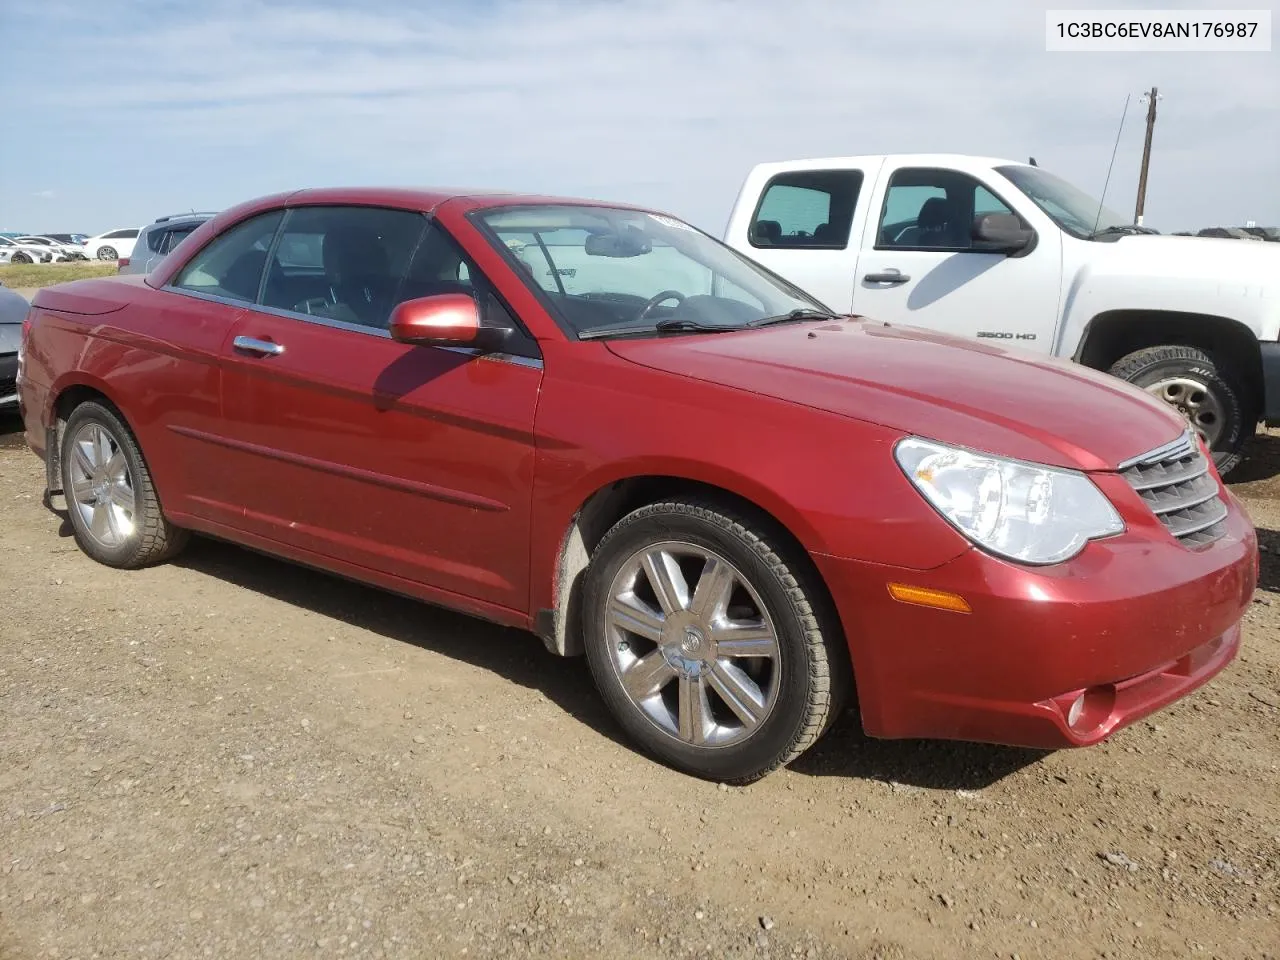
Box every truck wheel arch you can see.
[1074,310,1263,422]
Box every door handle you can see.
[233,336,284,357]
[863,270,911,285]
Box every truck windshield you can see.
[470,204,831,339]
[996,164,1133,240]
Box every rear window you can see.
[748,170,863,250]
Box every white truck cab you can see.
[723,154,1280,473]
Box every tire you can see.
[59,401,189,568]
[11,252,32,264]
[97,246,118,261]
[582,498,848,783]
[1108,345,1249,476]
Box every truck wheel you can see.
[582,498,848,784]
[1108,345,1248,475]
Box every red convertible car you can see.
[16,187,1258,782]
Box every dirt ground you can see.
[1,417,1277,960]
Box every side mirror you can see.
[388,293,511,353]
[971,213,1034,253]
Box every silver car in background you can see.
[14,236,88,261]
[117,212,216,275]
[0,237,53,264]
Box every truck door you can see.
[729,163,876,312]
[851,162,1062,352]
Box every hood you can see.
[1098,233,1280,285]
[605,318,1188,472]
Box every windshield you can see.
[996,164,1131,239]
[470,204,829,337]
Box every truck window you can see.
[749,170,862,250]
[876,168,1014,250]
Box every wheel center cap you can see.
[681,626,706,656]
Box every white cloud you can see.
[4,0,1277,233]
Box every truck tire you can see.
[1108,345,1248,476]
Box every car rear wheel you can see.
[582,498,848,783]
[11,252,32,264]
[60,401,188,568]
[97,246,118,261]
[1109,345,1249,475]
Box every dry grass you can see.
[0,260,118,290]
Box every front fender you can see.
[526,351,973,622]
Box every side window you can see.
[146,229,166,254]
[975,186,1013,217]
[749,170,863,249]
[877,168,1014,250]
[171,211,284,302]
[259,206,427,330]
[107,229,139,240]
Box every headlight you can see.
[894,437,1124,565]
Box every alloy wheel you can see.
[68,422,137,548]
[604,541,781,748]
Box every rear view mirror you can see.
[585,227,652,258]
[972,213,1034,254]
[388,293,511,353]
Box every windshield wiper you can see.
[746,308,838,328]
[1088,224,1159,239]
[577,318,740,341]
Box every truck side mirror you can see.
[972,213,1034,254]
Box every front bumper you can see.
[815,491,1258,749]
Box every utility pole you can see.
[1134,86,1160,226]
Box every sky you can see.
[1,0,1276,236]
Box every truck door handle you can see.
[863,270,911,285]
[233,336,284,357]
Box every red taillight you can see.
[117,258,130,271]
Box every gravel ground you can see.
[1,417,1278,960]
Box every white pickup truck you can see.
[723,153,1279,474]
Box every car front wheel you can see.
[583,498,848,783]
[60,401,189,568]
[97,246,118,261]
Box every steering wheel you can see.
[637,290,686,320]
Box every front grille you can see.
[1119,431,1228,547]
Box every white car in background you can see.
[82,228,140,261]
[14,236,88,262]
[0,237,53,264]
